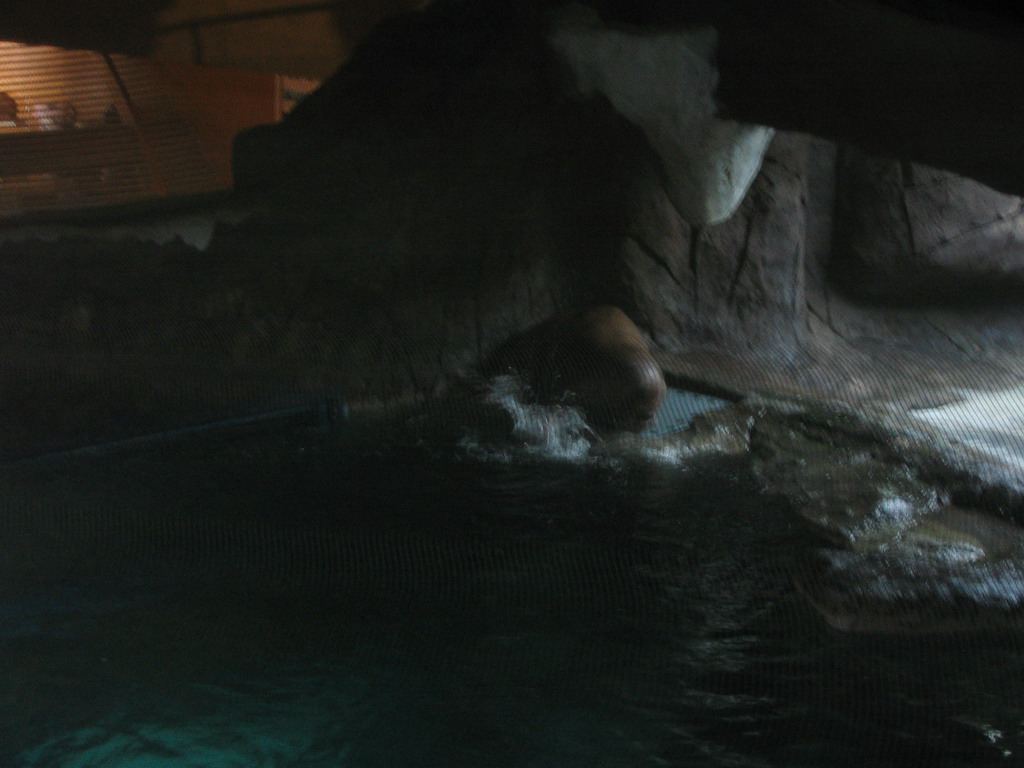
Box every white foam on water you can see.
[460,379,731,467]
[473,374,596,462]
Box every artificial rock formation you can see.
[229,0,1024,410]
[747,398,1024,633]
[5,0,1024,450]
[546,3,773,225]
[5,0,1024,632]
[229,0,819,406]
[831,148,1024,303]
[663,395,1024,633]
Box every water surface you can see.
[1,417,1022,766]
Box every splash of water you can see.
[468,375,596,461]
[457,376,717,468]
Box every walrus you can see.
[481,305,667,433]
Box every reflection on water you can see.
[1,416,1024,766]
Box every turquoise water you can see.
[2,414,1023,766]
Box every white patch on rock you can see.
[908,387,1024,472]
[547,4,773,225]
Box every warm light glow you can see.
[0,41,128,129]
[0,39,315,217]
[151,0,433,78]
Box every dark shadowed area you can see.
[3,0,1024,766]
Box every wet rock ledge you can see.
[681,395,1024,634]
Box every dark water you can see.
[1,422,1023,767]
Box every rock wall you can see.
[226,0,824,400]
[223,0,1024,405]
[831,148,1024,303]
[4,0,1024,454]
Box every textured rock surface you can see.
[228,1,821,404]
[693,398,1024,633]
[4,0,1024,637]
[4,0,1024,455]
[229,0,1024,411]
[546,3,773,225]
[832,148,1024,302]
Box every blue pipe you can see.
[1,395,347,468]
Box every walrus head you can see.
[482,305,667,433]
[558,337,666,432]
